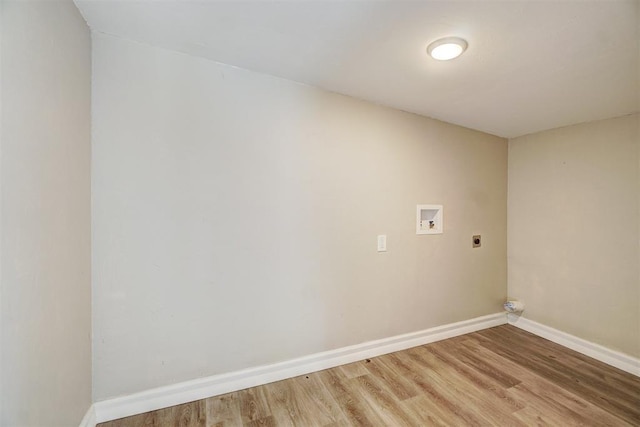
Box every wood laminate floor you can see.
[98,325,640,426]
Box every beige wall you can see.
[92,33,507,400]
[508,114,639,357]
[0,1,92,425]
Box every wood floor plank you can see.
[508,381,633,427]
[243,415,277,427]
[99,401,206,427]
[403,346,527,426]
[502,326,640,398]
[362,356,419,401]
[206,391,243,426]
[398,394,454,426]
[459,335,632,426]
[481,326,640,401]
[98,325,640,427]
[372,353,462,425]
[337,361,369,379]
[238,386,272,424]
[262,377,322,427]
[425,341,526,414]
[436,337,522,388]
[394,350,490,425]
[315,368,386,426]
[475,327,640,425]
[511,405,566,427]
[289,373,348,426]
[348,374,417,426]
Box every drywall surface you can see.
[1,1,92,425]
[92,33,507,400]
[508,114,639,357]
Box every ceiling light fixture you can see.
[427,37,468,61]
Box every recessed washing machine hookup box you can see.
[416,204,443,235]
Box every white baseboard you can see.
[78,404,96,427]
[93,312,506,423]
[508,314,640,377]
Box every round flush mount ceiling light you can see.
[427,37,468,61]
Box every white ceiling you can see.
[75,0,639,138]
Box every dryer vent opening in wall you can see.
[417,205,443,234]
